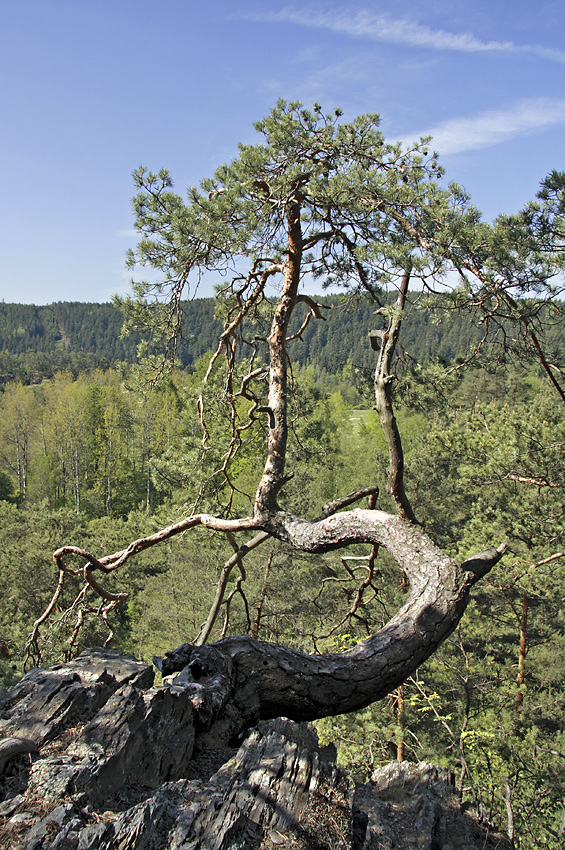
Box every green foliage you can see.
[0,294,497,390]
[0,338,563,846]
[117,100,488,384]
[0,369,196,518]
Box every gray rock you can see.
[353,761,508,850]
[0,650,512,850]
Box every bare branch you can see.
[317,485,380,520]
[196,531,271,645]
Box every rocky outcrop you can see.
[0,649,511,849]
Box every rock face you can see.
[0,649,511,850]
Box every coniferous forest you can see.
[0,295,507,386]
[1,103,565,847]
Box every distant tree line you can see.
[3,294,553,388]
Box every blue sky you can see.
[1,0,563,304]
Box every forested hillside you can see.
[0,295,497,387]
[0,338,563,845]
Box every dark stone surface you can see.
[0,649,512,849]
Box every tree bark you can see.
[372,267,417,524]
[254,200,302,515]
[157,510,505,744]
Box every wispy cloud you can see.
[401,98,565,155]
[244,8,565,63]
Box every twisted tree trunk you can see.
[157,511,504,746]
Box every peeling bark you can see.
[255,200,303,516]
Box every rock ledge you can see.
[0,649,511,849]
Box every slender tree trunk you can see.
[145,419,151,512]
[458,654,472,798]
[16,442,22,492]
[505,777,515,846]
[372,267,417,524]
[22,437,28,491]
[74,446,80,513]
[395,684,406,761]
[255,199,302,516]
[252,551,273,639]
[106,428,112,515]
[516,594,528,709]
[195,532,270,646]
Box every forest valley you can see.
[0,102,564,847]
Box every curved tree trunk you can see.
[157,509,504,745]
[27,112,507,752]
